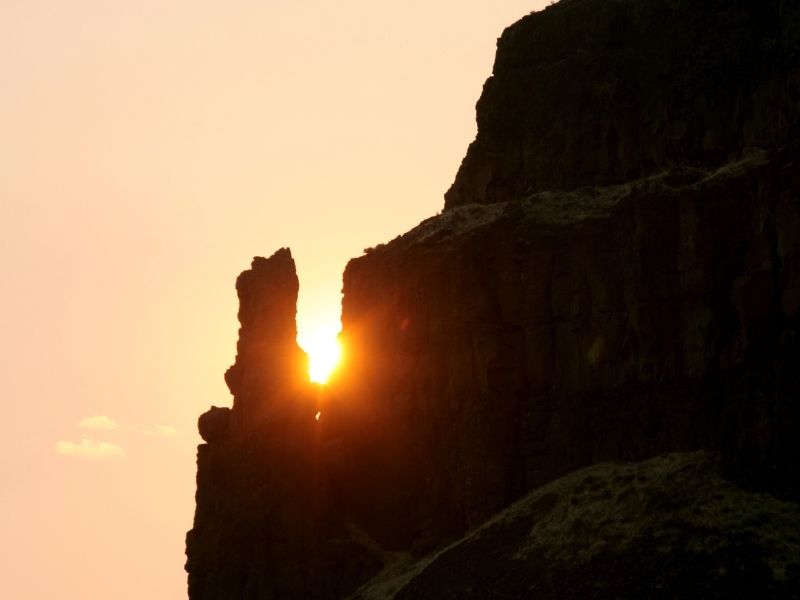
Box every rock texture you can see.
[354,453,800,599]
[187,1,800,598]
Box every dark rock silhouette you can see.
[187,249,381,598]
[224,249,310,423]
[197,406,230,443]
[186,1,800,597]
[446,0,800,207]
[337,147,800,539]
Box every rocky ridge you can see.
[446,0,800,207]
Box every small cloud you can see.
[77,415,119,431]
[142,425,179,437]
[56,438,123,459]
[154,425,178,437]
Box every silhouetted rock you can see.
[197,406,230,443]
[446,0,800,207]
[187,0,800,597]
[187,249,382,599]
[224,248,310,423]
[335,146,800,554]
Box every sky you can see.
[0,2,546,598]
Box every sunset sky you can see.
[0,2,546,597]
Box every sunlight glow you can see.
[301,335,342,384]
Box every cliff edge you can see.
[446,0,800,206]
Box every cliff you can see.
[445,0,800,206]
[186,0,800,597]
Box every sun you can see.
[300,333,342,384]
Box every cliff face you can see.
[336,146,800,547]
[187,0,800,598]
[446,0,800,207]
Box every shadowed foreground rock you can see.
[187,0,800,597]
[354,453,800,599]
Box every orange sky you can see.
[0,2,546,597]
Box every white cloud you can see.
[77,415,119,431]
[142,425,178,437]
[56,438,123,459]
[154,425,178,437]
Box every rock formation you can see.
[224,248,309,422]
[187,251,381,598]
[445,0,800,206]
[355,453,800,599]
[187,0,800,597]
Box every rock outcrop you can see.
[354,453,800,599]
[335,147,800,550]
[446,0,800,207]
[187,1,800,598]
[223,248,309,423]
[187,251,381,599]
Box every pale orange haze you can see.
[0,2,547,598]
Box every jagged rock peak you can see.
[445,0,800,208]
[235,248,299,341]
[223,247,309,419]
